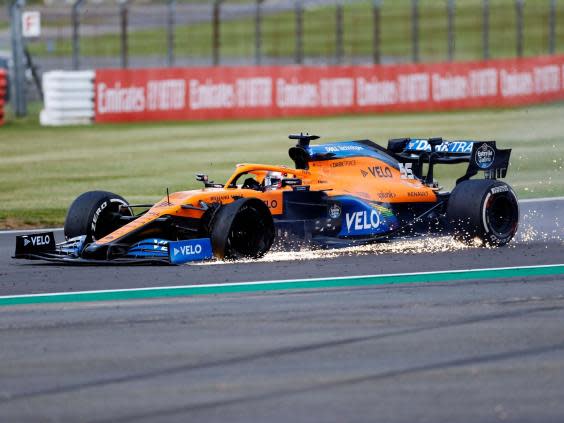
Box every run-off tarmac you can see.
[0,199,562,423]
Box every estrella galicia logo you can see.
[328,204,341,219]
[475,143,495,169]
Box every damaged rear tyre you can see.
[64,191,132,242]
[211,198,275,260]
[447,180,519,246]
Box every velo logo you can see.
[345,210,380,232]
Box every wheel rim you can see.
[226,205,271,258]
[486,194,518,238]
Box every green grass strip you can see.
[1,264,563,307]
[2,103,563,228]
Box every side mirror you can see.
[196,173,223,188]
[281,178,302,187]
[196,173,209,183]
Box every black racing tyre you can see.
[447,179,519,246]
[210,198,275,260]
[64,191,132,242]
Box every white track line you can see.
[0,197,562,235]
[0,263,562,300]
[0,227,64,235]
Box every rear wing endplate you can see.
[464,141,511,181]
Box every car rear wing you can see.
[387,137,511,184]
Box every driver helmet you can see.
[264,171,284,190]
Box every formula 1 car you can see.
[14,134,519,264]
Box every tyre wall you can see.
[40,71,95,126]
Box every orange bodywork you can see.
[96,155,437,246]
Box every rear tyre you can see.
[64,191,132,242]
[210,198,275,260]
[447,179,519,246]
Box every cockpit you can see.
[223,164,305,192]
[196,164,305,192]
[229,170,288,191]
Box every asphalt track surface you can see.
[0,199,563,423]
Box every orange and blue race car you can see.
[14,133,519,264]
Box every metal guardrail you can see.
[6,0,560,72]
[3,0,562,117]
[0,69,6,125]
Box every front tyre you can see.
[64,191,132,242]
[447,180,519,246]
[210,198,275,260]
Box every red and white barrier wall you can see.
[95,55,564,123]
[42,55,564,125]
[0,69,6,126]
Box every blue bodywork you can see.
[126,238,169,258]
[334,196,399,237]
[50,236,213,264]
[168,238,213,264]
[307,141,399,168]
[125,238,213,263]
[58,235,87,257]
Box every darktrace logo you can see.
[475,143,495,169]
